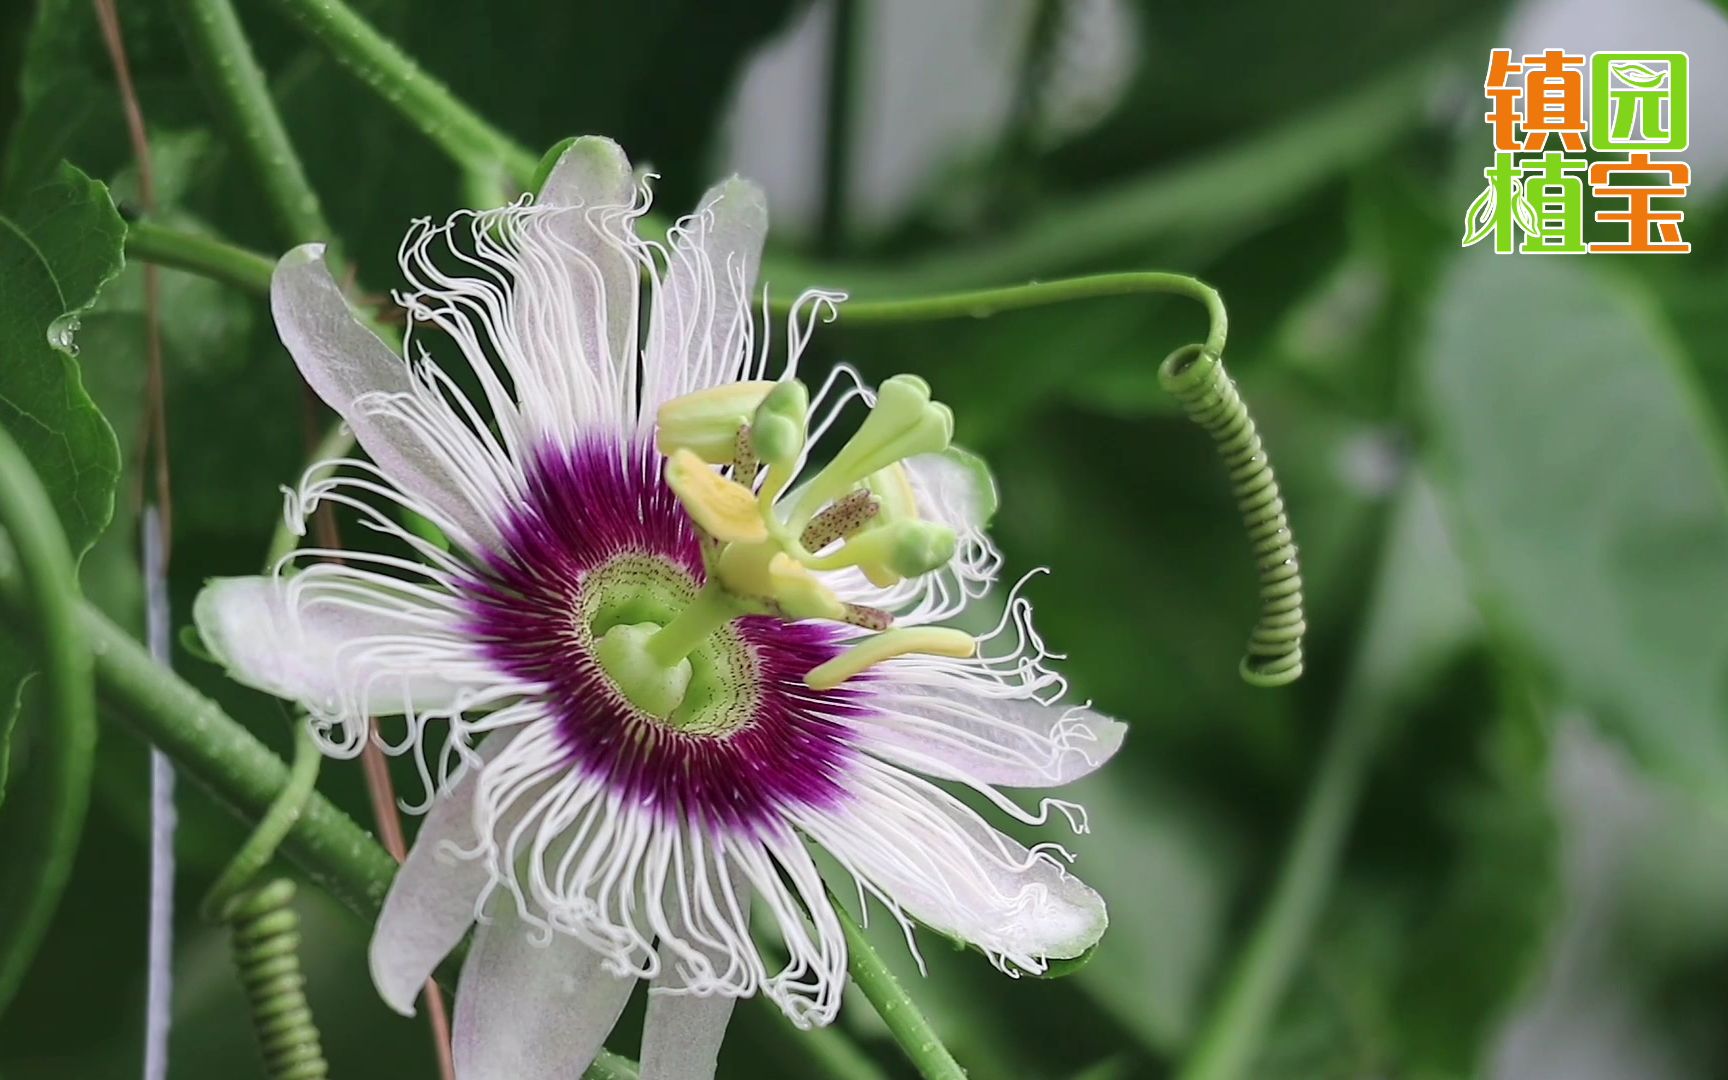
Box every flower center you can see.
[581,554,758,734]
[592,374,977,719]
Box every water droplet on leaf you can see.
[47,314,81,356]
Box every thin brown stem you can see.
[299,384,456,1078]
[91,0,172,543]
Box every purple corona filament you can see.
[464,440,868,830]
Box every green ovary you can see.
[580,554,758,735]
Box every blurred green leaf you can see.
[810,47,1457,297]
[1066,6,1500,168]
[1419,253,1728,795]
[1071,773,1249,1053]
[1254,476,1550,1078]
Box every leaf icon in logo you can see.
[1462,184,1496,246]
[1512,180,1541,236]
[1609,61,1669,89]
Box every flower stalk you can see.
[833,896,966,1080]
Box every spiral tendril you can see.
[203,722,330,1079]
[221,880,329,1079]
[1158,344,1306,687]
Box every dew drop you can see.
[47,313,81,356]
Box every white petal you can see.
[864,679,1126,788]
[640,990,737,1080]
[796,768,1107,968]
[642,960,736,1078]
[536,135,638,379]
[644,178,769,412]
[193,575,464,718]
[371,734,517,1015]
[453,900,636,1080]
[271,244,506,552]
[640,855,750,1079]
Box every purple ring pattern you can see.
[461,439,868,831]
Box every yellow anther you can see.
[804,627,976,690]
[656,381,777,463]
[665,449,768,543]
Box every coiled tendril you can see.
[1159,344,1306,687]
[201,722,330,1079]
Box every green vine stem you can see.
[0,425,97,1015]
[831,271,1228,357]
[833,896,968,1080]
[125,221,274,294]
[260,0,538,187]
[200,720,324,922]
[199,722,331,1080]
[170,0,334,248]
[123,226,1230,360]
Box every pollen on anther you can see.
[799,490,880,552]
[842,603,892,631]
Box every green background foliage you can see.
[3,0,1728,1077]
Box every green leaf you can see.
[1607,61,1669,90]
[1460,184,1494,247]
[0,164,125,549]
[0,164,120,1017]
[0,162,123,799]
[1419,253,1728,794]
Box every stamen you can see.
[654,375,980,690]
[732,424,760,488]
[798,489,879,552]
[802,518,957,586]
[805,628,976,690]
[787,375,953,529]
[841,603,892,631]
[749,379,810,507]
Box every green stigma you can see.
[582,555,758,733]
